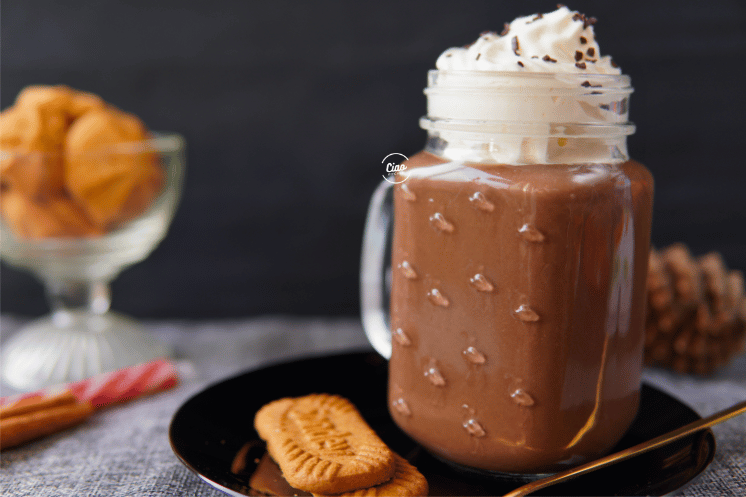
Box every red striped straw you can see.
[0,358,178,409]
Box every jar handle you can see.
[360,180,394,359]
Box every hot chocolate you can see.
[388,152,653,472]
[361,5,654,473]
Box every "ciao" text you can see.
[386,162,407,173]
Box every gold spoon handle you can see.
[504,399,746,497]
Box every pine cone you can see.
[645,243,746,375]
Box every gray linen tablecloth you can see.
[1,315,744,496]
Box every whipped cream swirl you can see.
[436,6,620,75]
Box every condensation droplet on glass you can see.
[401,184,417,202]
[392,398,412,416]
[463,418,486,437]
[430,212,455,233]
[514,304,540,322]
[511,388,535,407]
[469,191,495,212]
[469,273,494,292]
[427,288,450,307]
[393,327,412,346]
[463,346,486,364]
[425,365,446,387]
[399,260,418,280]
[518,223,545,242]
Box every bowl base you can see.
[1,310,170,391]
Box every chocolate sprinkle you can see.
[575,62,587,69]
[610,58,619,68]
[575,50,584,61]
[543,55,557,63]
[581,81,603,88]
[517,61,524,67]
[600,99,628,114]
[512,36,520,56]
[580,36,588,44]
[527,12,543,23]
[500,22,510,36]
[587,47,595,57]
[476,53,481,60]
[571,12,597,29]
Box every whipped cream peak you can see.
[436,6,620,75]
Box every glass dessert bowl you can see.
[0,133,185,391]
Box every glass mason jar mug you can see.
[361,70,654,474]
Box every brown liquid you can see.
[388,151,654,473]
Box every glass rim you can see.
[420,117,636,137]
[427,69,632,89]
[0,131,185,159]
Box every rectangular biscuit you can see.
[311,454,428,497]
[254,394,396,494]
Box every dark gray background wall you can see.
[2,0,745,318]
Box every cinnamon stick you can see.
[0,391,93,450]
[0,390,76,419]
[0,358,179,450]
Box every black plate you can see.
[169,351,715,496]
